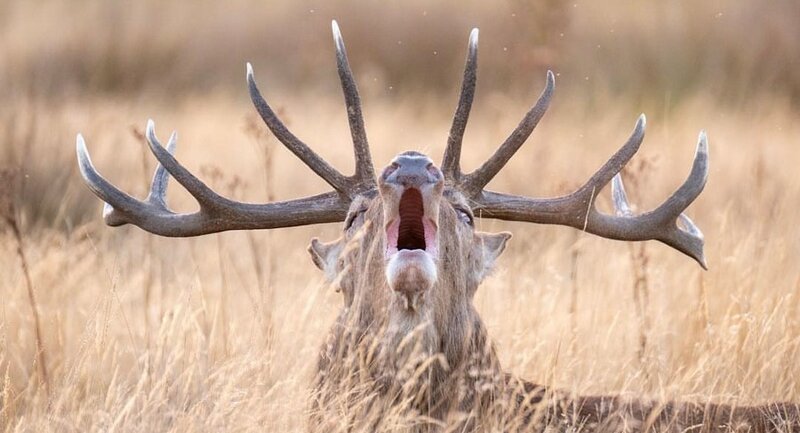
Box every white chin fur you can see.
[386,250,438,296]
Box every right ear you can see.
[308,238,343,282]
[474,231,512,282]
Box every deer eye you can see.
[345,208,367,231]
[454,207,474,227]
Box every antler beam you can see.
[77,121,349,236]
[77,21,375,236]
[475,124,709,268]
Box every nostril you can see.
[426,163,441,179]
[396,174,423,187]
[381,163,400,180]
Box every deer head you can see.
[76,21,708,364]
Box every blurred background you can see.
[2,0,799,103]
[1,0,799,229]
[1,1,799,431]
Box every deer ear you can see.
[475,231,512,281]
[308,238,342,281]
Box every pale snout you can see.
[379,152,444,310]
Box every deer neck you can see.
[380,275,476,376]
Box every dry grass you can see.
[1,92,798,432]
[1,1,800,431]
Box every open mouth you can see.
[383,186,440,308]
[386,188,437,257]
[398,189,426,250]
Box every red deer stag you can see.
[77,21,798,433]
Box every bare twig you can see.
[568,231,581,357]
[1,364,15,431]
[243,114,278,349]
[0,169,49,396]
[130,125,155,356]
[619,159,654,382]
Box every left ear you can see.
[308,237,344,282]
[474,231,512,282]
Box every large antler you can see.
[443,31,709,268]
[77,20,373,236]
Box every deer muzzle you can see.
[379,152,443,310]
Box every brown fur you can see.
[307,183,799,432]
[503,376,800,432]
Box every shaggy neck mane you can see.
[335,203,479,379]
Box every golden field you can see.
[1,1,799,431]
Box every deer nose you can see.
[381,152,443,189]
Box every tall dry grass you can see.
[1,0,799,431]
[1,92,798,431]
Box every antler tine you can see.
[462,70,555,196]
[77,134,150,227]
[678,213,703,239]
[95,126,179,226]
[247,63,351,196]
[613,130,709,267]
[144,120,227,209]
[331,20,376,189]
[653,130,709,218]
[611,174,633,217]
[611,172,706,268]
[442,28,479,182]
[575,114,647,198]
[146,128,177,208]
